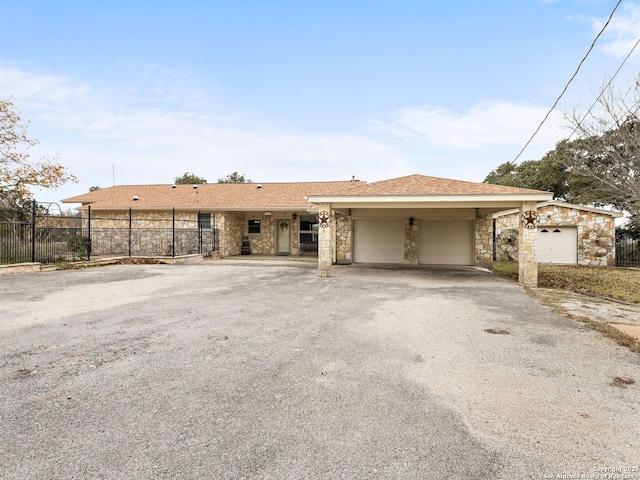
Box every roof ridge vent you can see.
[256,184,262,189]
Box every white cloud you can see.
[0,65,570,205]
[594,3,640,58]
[0,65,410,203]
[371,101,566,150]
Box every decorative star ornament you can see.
[521,210,539,229]
[317,211,331,228]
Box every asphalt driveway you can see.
[1,261,638,479]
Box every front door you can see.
[276,219,291,255]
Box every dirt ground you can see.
[529,288,640,345]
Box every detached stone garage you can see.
[494,201,622,266]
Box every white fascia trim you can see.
[493,200,624,219]
[211,206,309,212]
[84,206,310,212]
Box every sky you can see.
[1,0,639,206]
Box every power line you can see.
[512,0,623,163]
[567,33,640,141]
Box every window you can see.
[248,219,261,234]
[198,213,212,229]
[299,215,318,253]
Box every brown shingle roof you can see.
[61,181,359,210]
[312,174,549,196]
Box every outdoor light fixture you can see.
[409,216,414,227]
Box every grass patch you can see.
[582,319,640,354]
[493,262,640,304]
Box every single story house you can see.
[63,173,598,286]
[493,201,622,266]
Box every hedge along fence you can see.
[0,202,218,265]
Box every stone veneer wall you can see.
[218,211,303,257]
[404,218,418,265]
[335,213,352,262]
[495,205,616,266]
[84,210,197,229]
[249,215,275,255]
[218,212,245,257]
[81,210,211,256]
[474,214,493,269]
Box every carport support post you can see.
[318,203,332,277]
[518,201,538,288]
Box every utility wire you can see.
[512,0,623,163]
[567,33,640,141]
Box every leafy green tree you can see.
[483,154,569,200]
[485,75,640,226]
[217,171,252,184]
[174,172,207,184]
[0,190,32,222]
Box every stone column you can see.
[474,213,493,269]
[317,204,332,277]
[518,201,538,287]
[403,218,418,265]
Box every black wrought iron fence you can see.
[0,223,89,264]
[0,202,219,265]
[89,227,218,257]
[616,232,640,267]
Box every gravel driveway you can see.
[1,261,638,479]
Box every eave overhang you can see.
[72,205,314,212]
[306,193,553,209]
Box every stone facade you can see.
[218,212,245,257]
[80,209,213,256]
[495,204,617,267]
[518,202,539,288]
[248,215,276,255]
[404,218,419,265]
[318,204,332,277]
[474,214,493,269]
[218,212,301,257]
[335,212,352,263]
[84,209,312,258]
[84,210,197,229]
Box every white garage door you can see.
[353,220,404,263]
[419,220,474,265]
[537,227,577,264]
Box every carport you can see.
[307,174,552,287]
